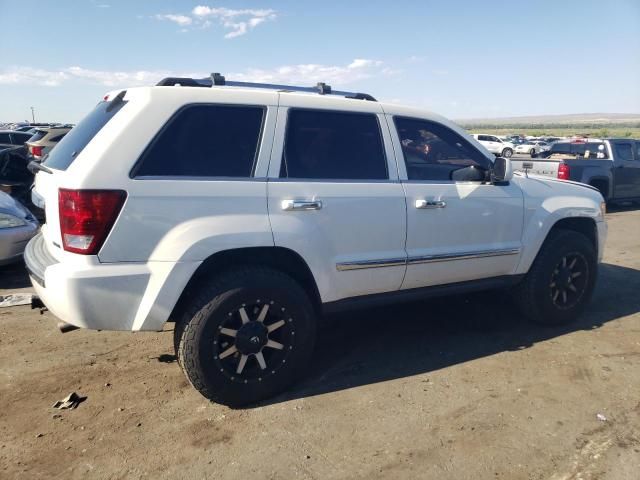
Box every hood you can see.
[514,172,603,197]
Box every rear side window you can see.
[12,133,31,145]
[44,100,128,171]
[614,142,634,161]
[281,109,387,180]
[0,133,10,143]
[134,104,264,178]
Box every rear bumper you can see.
[25,233,200,331]
[0,221,38,265]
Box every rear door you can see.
[612,140,640,198]
[267,98,406,303]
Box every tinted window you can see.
[636,141,640,160]
[44,100,128,171]
[478,135,490,141]
[281,109,387,180]
[395,117,491,181]
[615,142,634,161]
[28,130,48,142]
[135,104,264,178]
[0,133,10,143]
[12,133,31,145]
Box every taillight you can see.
[31,145,43,157]
[557,163,570,180]
[58,189,127,255]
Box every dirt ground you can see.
[1,208,639,480]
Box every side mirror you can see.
[491,157,513,183]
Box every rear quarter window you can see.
[132,104,265,178]
[43,99,128,171]
[28,130,48,142]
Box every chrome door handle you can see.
[415,199,446,209]
[281,200,323,211]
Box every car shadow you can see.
[253,262,640,408]
[0,261,32,290]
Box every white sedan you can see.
[515,141,550,157]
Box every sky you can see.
[1,0,639,123]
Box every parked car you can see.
[0,190,38,265]
[26,77,607,406]
[511,139,640,203]
[471,134,514,157]
[25,126,72,161]
[0,146,38,215]
[514,141,550,157]
[14,125,37,132]
[0,130,34,149]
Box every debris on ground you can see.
[0,293,34,308]
[596,413,607,422]
[52,392,86,410]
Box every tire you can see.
[514,229,597,326]
[502,148,513,158]
[530,149,536,157]
[174,266,316,406]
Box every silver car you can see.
[0,191,39,265]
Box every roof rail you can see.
[156,73,377,102]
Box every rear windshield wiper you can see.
[28,160,53,175]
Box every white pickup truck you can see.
[25,75,607,405]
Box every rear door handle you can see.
[415,199,446,209]
[281,200,323,211]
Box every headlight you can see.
[0,212,27,228]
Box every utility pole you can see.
[30,106,35,123]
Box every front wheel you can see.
[175,267,316,406]
[514,230,597,325]
[502,148,513,158]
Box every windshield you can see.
[43,99,127,171]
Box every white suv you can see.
[472,134,515,158]
[26,75,607,406]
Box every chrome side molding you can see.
[336,248,520,271]
[407,248,521,265]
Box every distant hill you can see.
[457,113,640,126]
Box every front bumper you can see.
[24,233,200,331]
[0,221,38,265]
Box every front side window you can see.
[615,142,634,161]
[395,117,491,181]
[281,109,387,180]
[135,104,264,178]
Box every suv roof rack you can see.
[156,73,377,102]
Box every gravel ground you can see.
[1,208,639,480]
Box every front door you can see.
[388,116,524,290]
[267,99,407,304]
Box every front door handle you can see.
[281,199,323,211]
[415,199,446,209]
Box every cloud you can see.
[155,14,193,27]
[0,59,389,88]
[153,4,277,38]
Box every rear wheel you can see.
[175,267,316,406]
[514,230,597,325]
[502,148,513,158]
[530,149,536,157]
